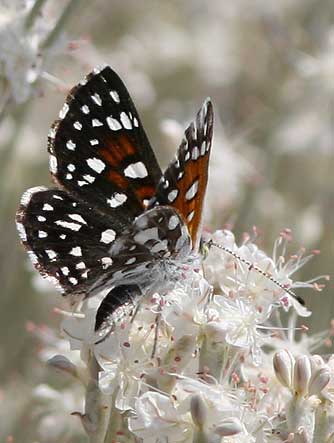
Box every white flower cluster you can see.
[41,229,332,443]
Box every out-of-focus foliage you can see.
[0,0,332,441]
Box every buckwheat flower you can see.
[204,229,313,318]
[129,378,253,443]
[208,296,268,365]
[129,391,192,442]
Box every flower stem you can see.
[42,0,83,50]
[25,0,48,30]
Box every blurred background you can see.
[0,0,333,441]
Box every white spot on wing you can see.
[66,140,76,150]
[67,164,75,172]
[69,246,82,256]
[124,162,148,179]
[37,216,46,222]
[120,112,132,129]
[91,93,102,106]
[61,267,69,275]
[55,220,81,231]
[81,105,90,114]
[125,257,136,265]
[107,193,127,208]
[90,139,99,146]
[192,146,200,160]
[134,228,159,244]
[187,210,195,222]
[20,186,47,207]
[38,230,47,238]
[16,222,26,241]
[73,121,82,130]
[43,203,53,211]
[92,118,103,127]
[28,251,38,264]
[48,127,56,139]
[46,249,57,260]
[168,215,179,230]
[49,155,57,173]
[110,90,120,103]
[107,116,122,131]
[87,158,105,174]
[76,262,86,269]
[168,189,178,203]
[69,214,87,224]
[59,103,69,119]
[82,174,95,183]
[69,277,78,285]
[101,257,113,269]
[100,229,116,244]
[186,179,199,201]
[133,117,139,127]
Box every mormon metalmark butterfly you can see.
[16,66,213,331]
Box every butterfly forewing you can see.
[16,187,121,298]
[49,66,162,222]
[149,99,213,251]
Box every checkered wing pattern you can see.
[149,99,213,250]
[48,66,162,222]
[16,66,213,328]
[16,188,121,299]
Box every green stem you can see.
[42,0,83,50]
[25,0,48,30]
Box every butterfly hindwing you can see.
[48,66,162,222]
[16,187,121,298]
[91,206,192,294]
[149,99,213,250]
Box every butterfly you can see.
[16,66,213,331]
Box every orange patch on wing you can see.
[107,171,128,188]
[100,135,137,168]
[135,185,156,200]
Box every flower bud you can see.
[310,354,325,371]
[48,355,78,379]
[308,367,330,396]
[215,418,243,436]
[273,350,294,388]
[293,356,311,396]
[190,395,207,429]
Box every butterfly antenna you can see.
[207,240,297,299]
